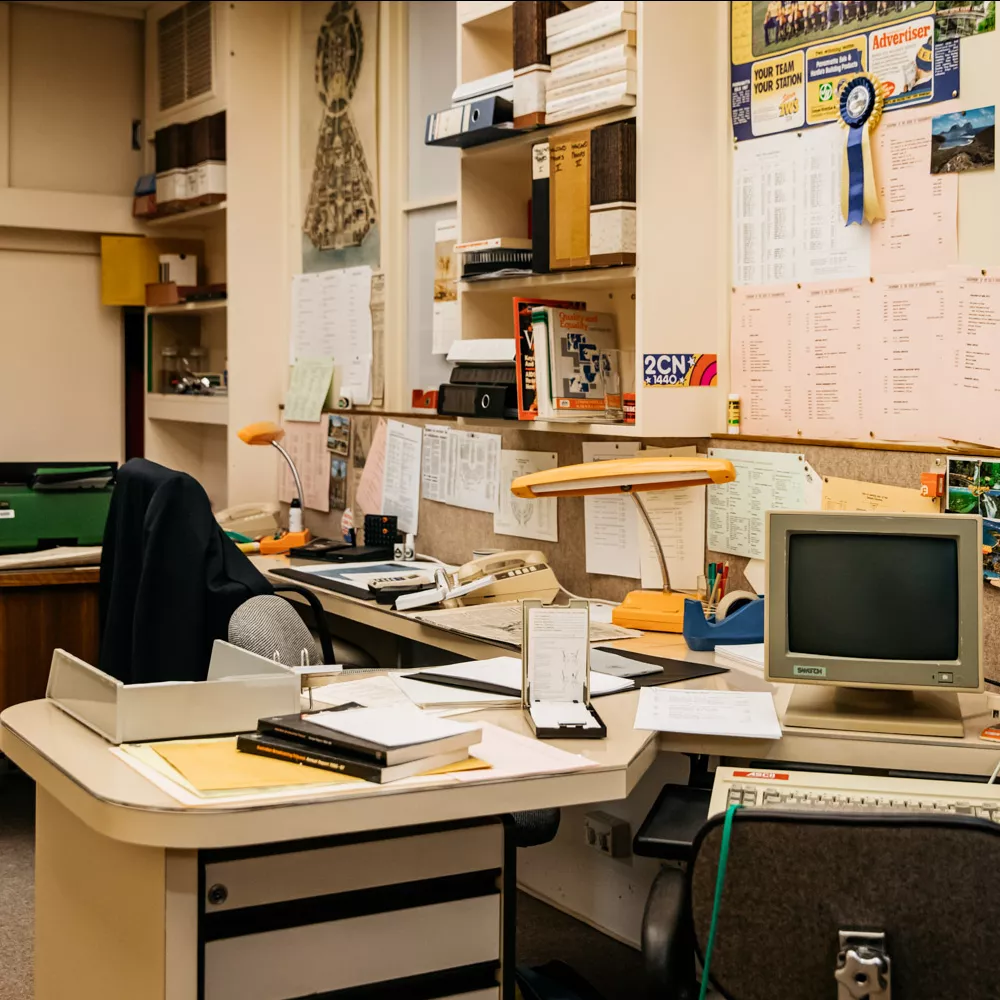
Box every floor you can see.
[0,768,647,1000]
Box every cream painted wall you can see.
[9,3,143,195]
[0,241,123,462]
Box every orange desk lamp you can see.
[237,421,312,556]
[510,456,736,632]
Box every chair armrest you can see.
[642,866,697,1000]
[633,783,711,862]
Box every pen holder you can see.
[682,596,764,652]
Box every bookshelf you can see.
[141,1,288,510]
[451,1,729,439]
[144,201,228,229]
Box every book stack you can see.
[513,0,567,128]
[237,706,483,784]
[154,111,226,215]
[545,1,637,125]
[517,303,622,421]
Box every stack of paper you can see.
[713,643,765,674]
[633,688,781,741]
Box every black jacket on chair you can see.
[99,459,272,684]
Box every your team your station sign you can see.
[731,2,960,142]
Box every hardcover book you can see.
[513,296,585,419]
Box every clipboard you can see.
[521,599,606,740]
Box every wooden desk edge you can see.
[0,565,100,587]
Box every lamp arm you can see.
[629,491,671,593]
[271,440,305,509]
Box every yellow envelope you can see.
[151,737,490,792]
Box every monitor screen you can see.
[787,532,959,662]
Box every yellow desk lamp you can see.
[237,421,312,555]
[510,456,736,632]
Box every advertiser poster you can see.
[731,2,960,141]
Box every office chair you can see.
[642,808,1000,999]
[99,459,272,684]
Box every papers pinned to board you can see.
[420,425,502,513]
[707,448,821,561]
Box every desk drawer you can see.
[203,895,501,1000]
[203,823,503,912]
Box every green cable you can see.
[698,803,742,1000]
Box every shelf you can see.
[144,201,227,229]
[459,1,512,27]
[146,393,229,427]
[146,299,227,315]
[460,266,636,293]
[456,416,643,437]
[460,107,637,157]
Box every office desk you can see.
[253,554,689,663]
[0,692,655,1000]
[255,555,1000,777]
[0,565,99,713]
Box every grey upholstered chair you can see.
[643,808,1000,999]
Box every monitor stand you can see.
[783,685,965,738]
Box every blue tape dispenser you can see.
[682,593,764,652]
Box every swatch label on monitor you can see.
[793,665,827,678]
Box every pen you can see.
[720,562,730,599]
[707,563,716,598]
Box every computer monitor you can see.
[766,511,982,738]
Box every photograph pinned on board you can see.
[931,105,995,174]
[945,458,1000,518]
[983,519,1000,580]
[330,456,349,511]
[752,0,934,55]
[328,413,351,457]
[935,0,995,41]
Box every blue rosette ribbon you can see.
[838,74,886,227]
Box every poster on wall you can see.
[730,1,960,142]
[301,1,381,272]
[945,458,1000,580]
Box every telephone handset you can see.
[453,549,561,605]
[215,502,281,539]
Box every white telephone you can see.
[215,502,281,539]
[453,550,561,605]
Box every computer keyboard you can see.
[709,766,1000,822]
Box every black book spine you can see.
[531,141,551,274]
[237,734,384,782]
[257,718,389,764]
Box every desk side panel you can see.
[34,788,167,1000]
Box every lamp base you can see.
[259,529,311,556]
[612,589,686,633]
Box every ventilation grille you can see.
[157,0,213,112]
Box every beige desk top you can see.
[253,553,698,662]
[6,555,1000,850]
[256,554,1000,776]
[0,691,657,851]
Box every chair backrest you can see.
[688,810,1000,1000]
[99,458,271,684]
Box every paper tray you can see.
[46,641,300,744]
[526,703,607,740]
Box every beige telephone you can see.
[454,549,561,606]
[215,502,281,539]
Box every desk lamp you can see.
[237,421,312,555]
[510,456,736,632]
